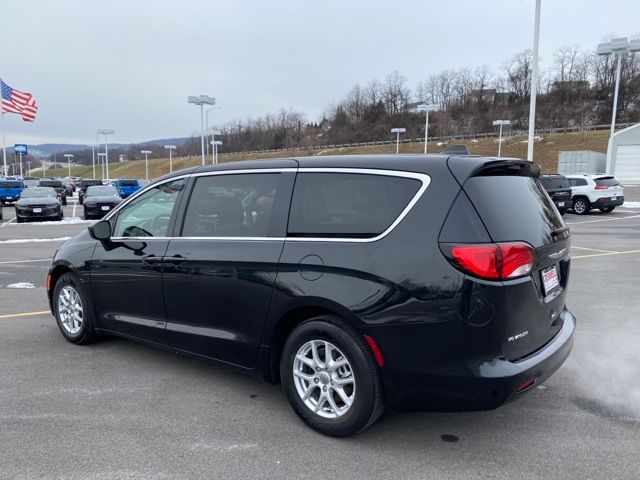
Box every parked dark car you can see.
[78,179,104,204]
[539,174,573,215]
[15,187,63,222]
[47,155,575,437]
[83,185,122,219]
[0,179,24,204]
[61,178,74,196]
[38,180,67,205]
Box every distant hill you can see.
[27,137,191,158]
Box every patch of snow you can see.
[7,282,35,289]
[437,142,444,146]
[20,217,89,226]
[620,201,640,209]
[470,139,479,143]
[0,237,71,244]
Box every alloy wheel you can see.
[292,339,356,418]
[57,285,84,335]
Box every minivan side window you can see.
[288,173,421,238]
[181,173,283,237]
[112,179,185,237]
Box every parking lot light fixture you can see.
[527,0,541,162]
[87,144,97,179]
[97,152,106,179]
[492,120,511,157]
[188,95,216,166]
[141,150,152,180]
[64,154,74,178]
[164,145,176,173]
[390,128,406,154]
[97,129,115,180]
[206,107,223,156]
[210,130,222,164]
[416,104,437,154]
[211,140,223,165]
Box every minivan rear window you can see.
[288,173,421,238]
[464,176,565,248]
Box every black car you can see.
[15,187,63,222]
[38,180,67,205]
[83,185,122,219]
[61,178,74,196]
[47,155,575,437]
[78,179,104,204]
[539,174,572,215]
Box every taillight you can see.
[594,184,608,190]
[449,242,535,280]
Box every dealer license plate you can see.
[101,206,110,211]
[558,202,565,207]
[33,208,42,213]
[541,265,560,295]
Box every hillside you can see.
[42,129,610,180]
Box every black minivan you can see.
[47,155,575,436]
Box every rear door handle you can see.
[163,255,187,265]
[141,254,162,266]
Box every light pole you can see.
[188,95,216,166]
[390,128,406,154]
[98,153,106,179]
[141,150,152,180]
[87,144,97,179]
[26,161,32,176]
[597,38,640,136]
[64,154,74,178]
[164,145,176,173]
[211,140,223,164]
[492,120,511,157]
[210,130,221,164]
[527,0,541,162]
[416,104,437,154]
[97,129,115,180]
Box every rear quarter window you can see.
[288,172,421,238]
[595,177,620,187]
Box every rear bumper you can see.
[367,309,575,412]
[84,205,115,217]
[591,196,624,208]
[16,208,61,220]
[553,199,572,210]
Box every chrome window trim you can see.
[103,167,431,244]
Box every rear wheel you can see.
[280,316,384,437]
[599,206,615,213]
[62,197,67,206]
[572,197,590,215]
[53,273,98,344]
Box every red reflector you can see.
[363,334,384,367]
[450,242,535,280]
[515,377,536,393]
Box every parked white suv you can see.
[565,174,624,215]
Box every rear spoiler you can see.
[447,157,541,185]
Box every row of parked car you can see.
[539,173,624,215]
[0,176,150,222]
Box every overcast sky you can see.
[1,0,638,146]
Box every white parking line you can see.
[1,217,15,227]
[572,246,618,254]
[567,214,640,225]
[0,237,71,244]
[72,201,77,217]
[0,258,51,264]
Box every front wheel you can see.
[53,273,98,344]
[599,206,615,213]
[572,198,590,215]
[280,316,384,437]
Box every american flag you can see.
[1,80,37,122]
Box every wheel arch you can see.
[47,262,77,310]
[262,298,363,384]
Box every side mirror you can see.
[89,220,112,240]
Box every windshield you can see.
[86,186,118,197]
[20,188,57,198]
[0,181,22,188]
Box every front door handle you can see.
[141,254,162,266]
[163,255,187,265]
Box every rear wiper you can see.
[551,226,570,237]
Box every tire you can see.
[62,198,67,206]
[52,273,98,345]
[558,208,567,216]
[16,215,24,223]
[599,206,615,213]
[79,196,83,205]
[280,315,384,437]
[572,197,590,215]
[83,208,91,220]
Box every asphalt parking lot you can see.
[1,191,639,479]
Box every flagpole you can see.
[1,112,7,177]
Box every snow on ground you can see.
[620,201,640,209]
[0,237,71,244]
[6,282,35,289]
[19,217,90,226]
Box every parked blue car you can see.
[112,179,141,198]
[0,179,24,204]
